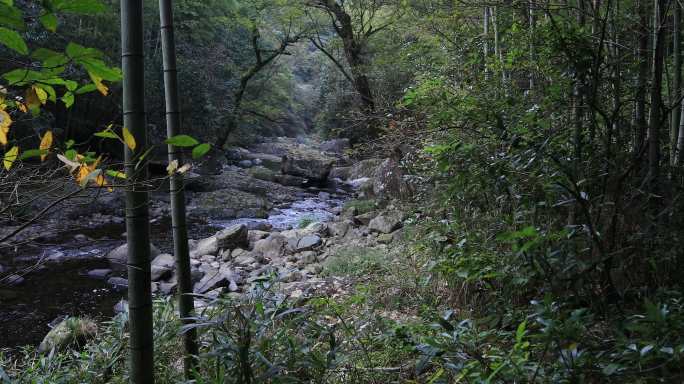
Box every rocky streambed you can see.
[0,136,412,351]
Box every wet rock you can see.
[238,160,253,168]
[275,174,307,186]
[87,269,112,280]
[225,146,251,161]
[106,243,161,267]
[281,153,334,181]
[369,210,405,234]
[74,234,90,242]
[247,166,276,182]
[200,255,216,263]
[38,317,97,353]
[107,277,128,291]
[189,189,270,220]
[151,253,175,281]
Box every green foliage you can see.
[342,199,377,215]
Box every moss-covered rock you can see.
[38,317,97,353]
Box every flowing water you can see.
[0,186,348,350]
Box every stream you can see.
[0,185,349,350]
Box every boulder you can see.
[238,160,253,168]
[329,221,351,237]
[319,138,351,154]
[288,235,322,253]
[329,166,351,180]
[225,147,251,161]
[354,211,376,226]
[188,189,271,221]
[107,277,128,291]
[87,269,112,280]
[275,174,307,187]
[106,243,161,267]
[281,153,334,181]
[247,166,276,182]
[193,264,240,294]
[150,253,175,281]
[253,234,288,259]
[349,158,384,179]
[368,211,405,234]
[248,230,270,244]
[114,299,128,314]
[38,317,97,353]
[190,225,248,258]
[371,159,414,200]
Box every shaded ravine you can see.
[0,185,349,350]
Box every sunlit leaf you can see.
[39,13,58,32]
[19,148,48,160]
[165,134,199,147]
[3,145,18,170]
[166,159,178,175]
[0,26,28,55]
[57,153,80,171]
[192,143,211,159]
[39,130,53,161]
[106,169,126,179]
[94,130,118,139]
[122,127,136,150]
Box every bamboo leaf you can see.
[3,145,18,170]
[0,26,28,55]
[122,127,136,150]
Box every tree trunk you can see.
[672,1,682,164]
[158,0,198,377]
[484,6,490,80]
[648,0,667,185]
[121,0,154,382]
[635,0,649,155]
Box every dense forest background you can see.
[2,0,684,382]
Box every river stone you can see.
[87,269,112,280]
[281,153,334,181]
[368,211,405,234]
[38,317,97,353]
[107,277,128,291]
[329,221,351,237]
[193,264,240,294]
[275,174,307,186]
[329,166,351,180]
[253,234,288,259]
[150,253,175,281]
[106,243,161,267]
[238,159,253,168]
[298,251,317,264]
[248,230,270,243]
[288,235,322,252]
[190,225,248,258]
[354,211,376,225]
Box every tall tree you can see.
[672,0,682,165]
[121,0,154,382]
[158,0,198,376]
[648,0,667,185]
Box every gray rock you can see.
[159,281,177,295]
[0,264,4,274]
[193,264,240,294]
[354,211,376,225]
[253,234,288,259]
[288,235,322,252]
[368,210,405,234]
[87,269,112,280]
[329,166,351,180]
[275,174,307,186]
[107,277,128,291]
[298,251,317,264]
[320,138,350,154]
[151,253,175,281]
[238,159,253,168]
[113,299,128,314]
[248,230,270,243]
[329,221,351,237]
[106,243,161,267]
[216,224,249,249]
[349,158,384,179]
[281,153,334,181]
[377,233,394,244]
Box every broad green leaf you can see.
[165,134,199,147]
[192,143,211,159]
[4,145,18,170]
[0,3,24,30]
[64,148,77,160]
[19,148,48,160]
[39,13,58,32]
[122,127,136,150]
[53,0,106,14]
[32,48,69,68]
[61,91,74,108]
[0,27,28,55]
[94,130,118,139]
[66,42,103,60]
[75,83,97,94]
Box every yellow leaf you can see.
[122,127,136,151]
[0,125,8,146]
[75,165,90,185]
[18,103,27,113]
[34,86,48,105]
[4,146,18,170]
[90,74,109,96]
[166,159,178,175]
[25,87,41,110]
[39,131,53,161]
